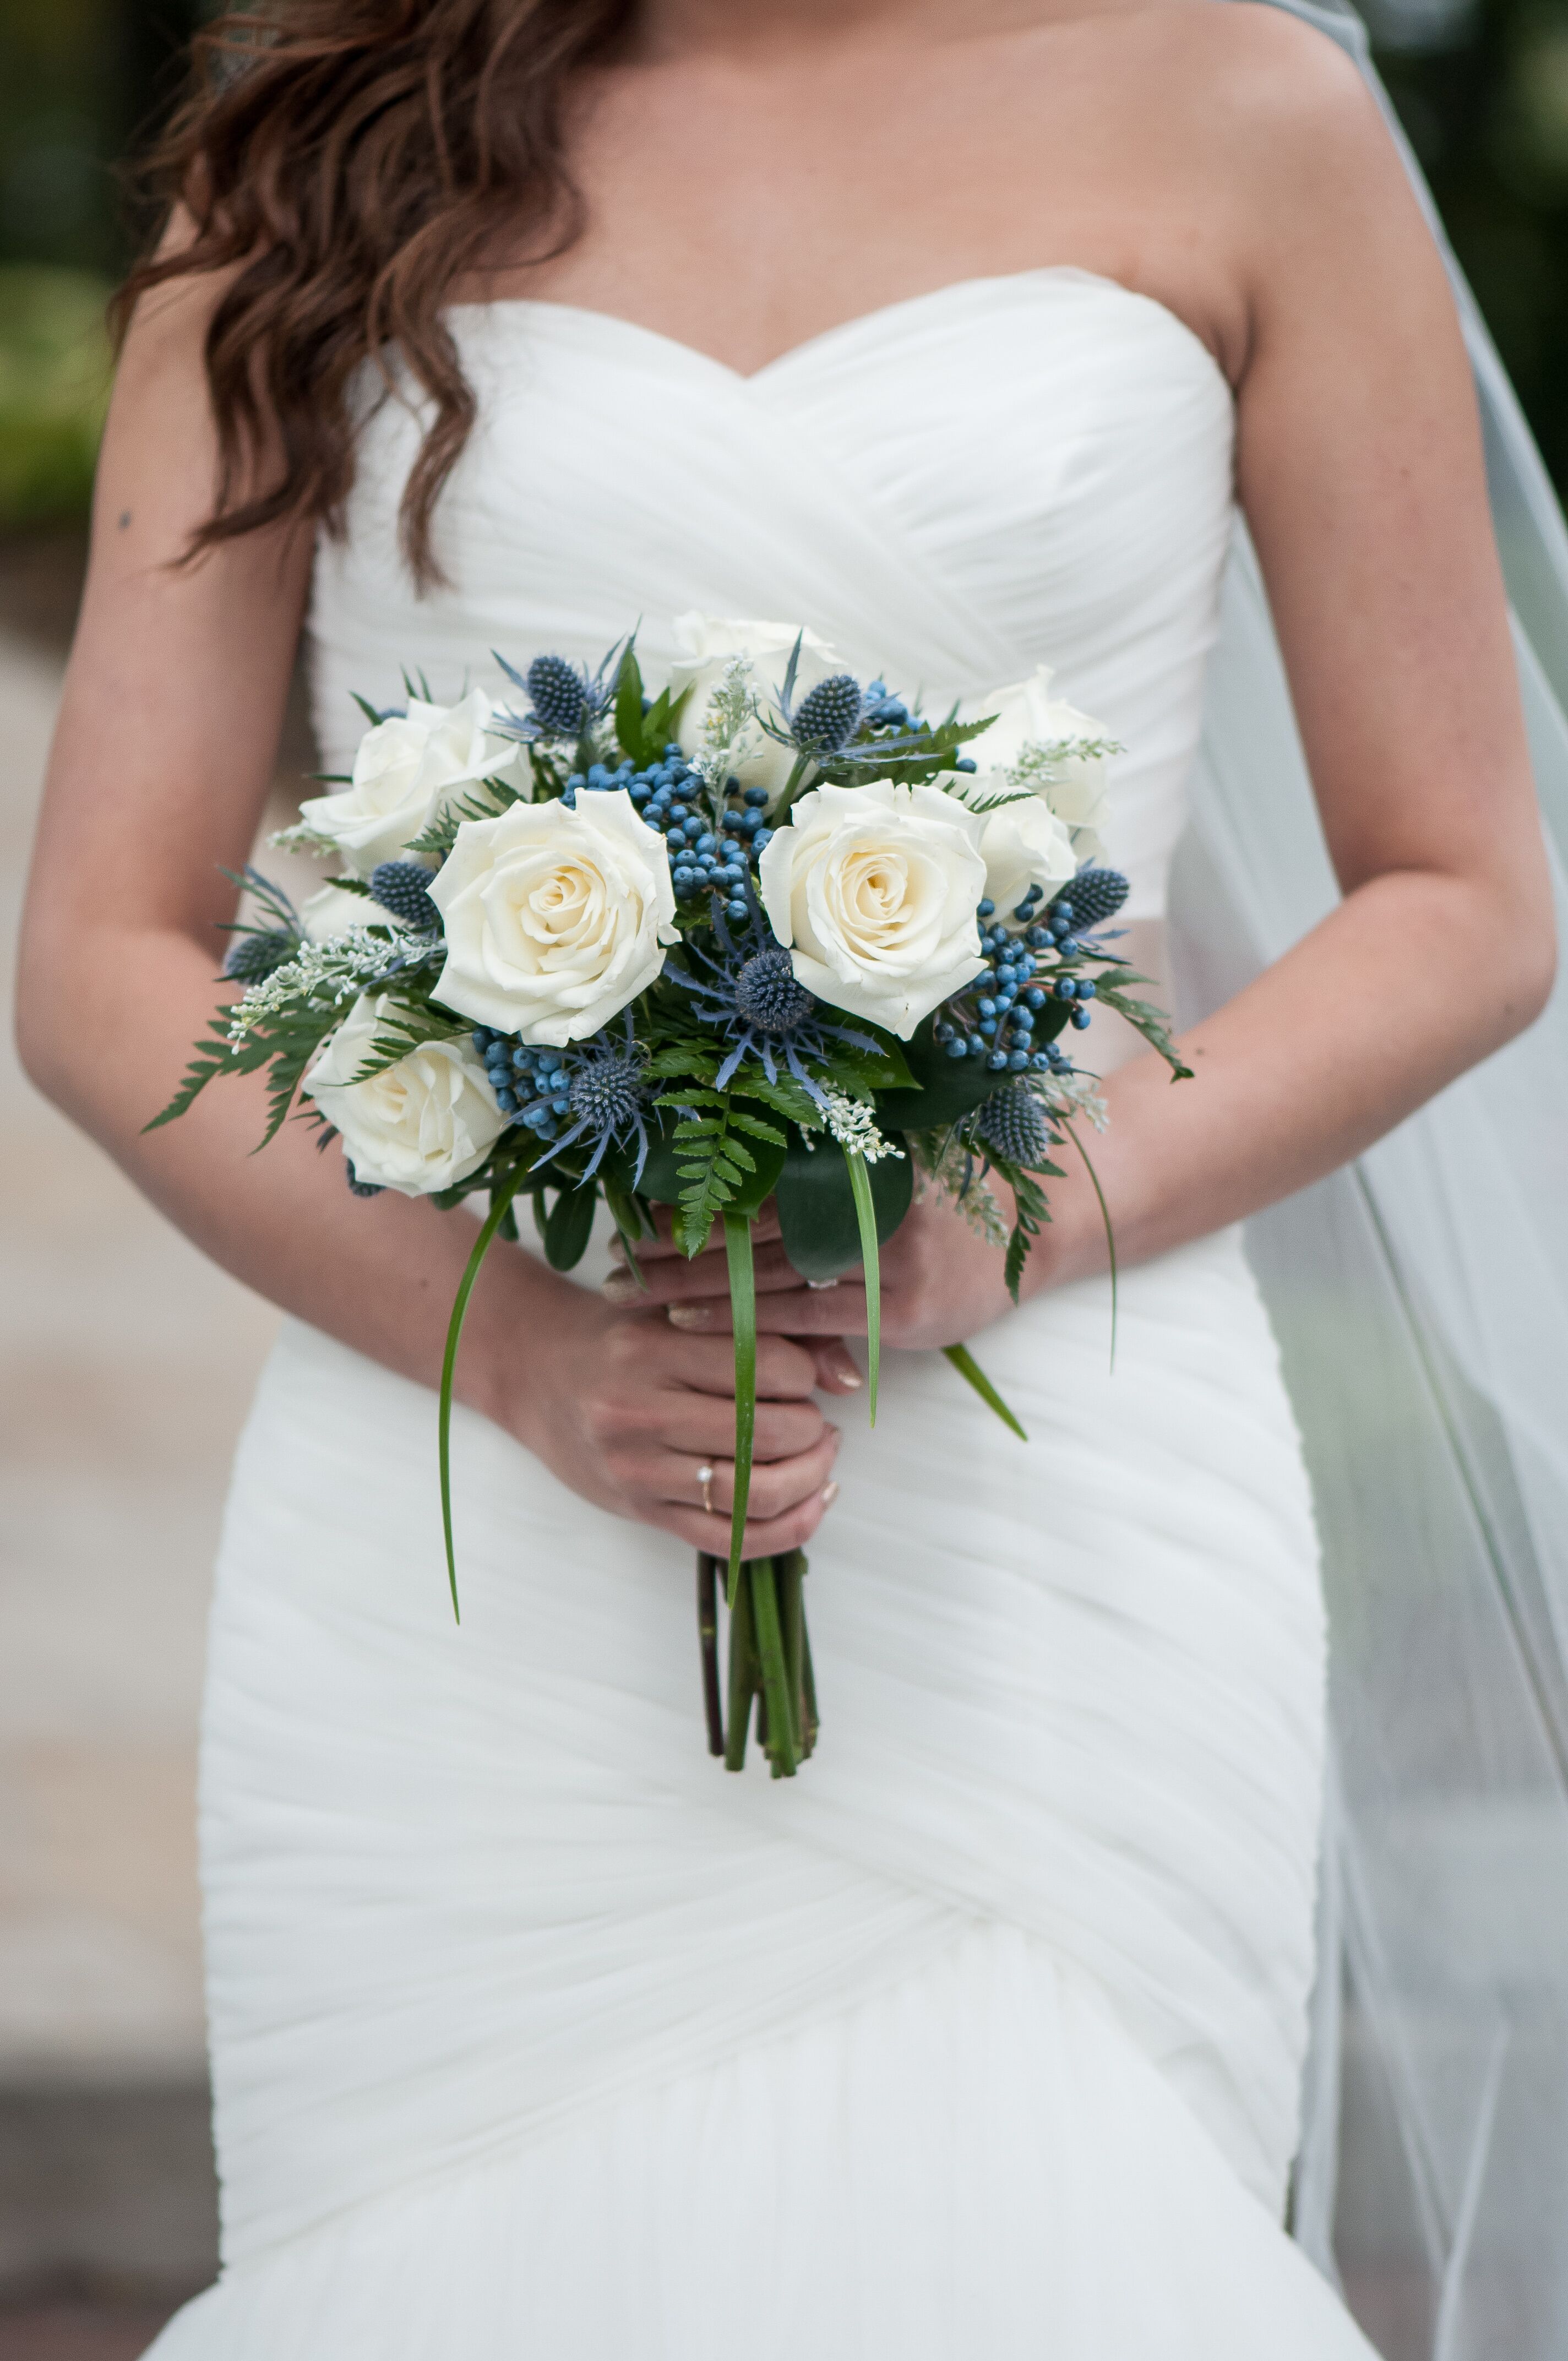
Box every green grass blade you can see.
[722,1212,757,1604]
[1064,1118,1118,1372]
[438,1175,521,1622]
[941,1342,1027,1442]
[844,1149,881,1426]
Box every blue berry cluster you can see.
[936,885,1088,1073]
[861,678,913,732]
[605,744,774,921]
[472,1027,573,1140]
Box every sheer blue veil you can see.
[1182,6,1568,2349]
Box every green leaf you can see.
[614,646,648,767]
[871,1018,1000,1133]
[843,1149,882,1426]
[438,1172,522,1620]
[774,1133,913,1283]
[723,1212,757,1602]
[543,1180,598,1272]
[940,1343,1027,1440]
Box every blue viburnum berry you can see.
[791,672,863,755]
[368,861,441,932]
[224,928,296,983]
[1051,868,1130,930]
[526,653,587,738]
[972,1082,1055,1171]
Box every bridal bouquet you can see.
[151,615,1188,1776]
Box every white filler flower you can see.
[428,790,678,1045]
[298,689,529,877]
[302,994,505,1196]
[759,779,987,1039]
[669,614,847,802]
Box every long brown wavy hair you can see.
[115,0,635,585]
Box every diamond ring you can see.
[696,1463,715,1516]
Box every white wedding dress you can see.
[148,270,1379,2357]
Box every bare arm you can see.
[15,266,850,1552]
[620,19,1556,1345]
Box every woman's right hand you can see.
[500,1280,848,1559]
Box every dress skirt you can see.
[146,1225,1376,2357]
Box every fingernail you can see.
[820,1481,840,1509]
[837,1363,863,1388]
[601,1277,638,1304]
[668,1304,710,1329]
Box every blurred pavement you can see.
[0,553,300,2317]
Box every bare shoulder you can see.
[1129,5,1417,243]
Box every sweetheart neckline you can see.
[443,266,1232,400]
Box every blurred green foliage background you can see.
[0,0,1566,527]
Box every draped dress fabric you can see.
[149,271,1377,2356]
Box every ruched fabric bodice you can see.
[148,270,1380,2359]
[311,270,1236,922]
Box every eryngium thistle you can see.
[224,928,296,983]
[345,1160,385,1198]
[369,860,441,932]
[791,672,863,754]
[526,652,587,737]
[973,1081,1055,1171]
[1053,867,1130,929]
[732,948,816,1036]
[567,1052,646,1132]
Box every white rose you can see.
[961,665,1113,852]
[302,994,505,1197]
[428,790,677,1046]
[300,882,372,942]
[974,793,1078,914]
[758,779,987,1039]
[298,689,529,877]
[669,613,847,803]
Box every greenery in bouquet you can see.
[150,614,1190,1777]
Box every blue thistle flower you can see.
[664,903,878,1098]
[224,928,297,983]
[502,1016,654,1182]
[1050,868,1129,931]
[970,1082,1057,1171]
[525,653,588,738]
[368,861,441,932]
[345,1159,385,1198]
[790,673,863,755]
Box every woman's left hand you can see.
[600,1186,1039,1354]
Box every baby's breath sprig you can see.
[225,929,429,1048]
[820,1089,903,1166]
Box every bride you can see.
[17,0,1558,2350]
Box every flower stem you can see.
[722,1212,757,1603]
[749,1558,799,1779]
[723,1562,757,1772]
[843,1149,881,1426]
[696,1553,725,1757]
[437,1170,522,1622]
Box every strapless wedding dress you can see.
[149,271,1376,2356]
